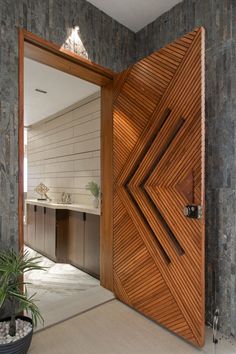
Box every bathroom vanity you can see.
[25,200,100,278]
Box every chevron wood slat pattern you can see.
[113,28,205,347]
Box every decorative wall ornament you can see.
[64,26,88,59]
[34,183,50,201]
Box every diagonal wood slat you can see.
[113,28,205,347]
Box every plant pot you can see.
[0,316,33,354]
[93,198,99,208]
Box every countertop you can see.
[25,199,100,216]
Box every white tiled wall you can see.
[27,92,101,205]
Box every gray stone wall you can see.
[0,0,235,338]
[135,0,236,337]
[0,0,135,252]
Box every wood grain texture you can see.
[84,214,100,277]
[68,211,85,268]
[24,41,112,87]
[22,29,114,81]
[113,28,205,347]
[26,204,36,249]
[56,210,69,263]
[100,82,114,291]
[44,208,56,260]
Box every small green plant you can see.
[86,181,100,199]
[0,249,45,337]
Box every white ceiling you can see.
[24,58,99,126]
[88,0,181,32]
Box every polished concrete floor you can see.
[24,246,114,330]
[29,300,236,354]
[25,247,236,354]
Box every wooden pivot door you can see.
[113,28,205,347]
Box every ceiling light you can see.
[35,88,47,94]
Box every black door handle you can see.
[183,205,202,219]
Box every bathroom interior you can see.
[23,56,113,329]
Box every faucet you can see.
[66,193,72,204]
[61,192,72,204]
[61,192,66,203]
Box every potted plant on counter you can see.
[86,181,100,208]
[0,249,45,354]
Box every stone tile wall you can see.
[0,0,235,337]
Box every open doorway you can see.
[18,30,114,329]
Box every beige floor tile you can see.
[29,300,236,354]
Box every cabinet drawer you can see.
[84,214,100,277]
[35,206,45,253]
[44,208,56,260]
[68,211,84,268]
[27,204,36,248]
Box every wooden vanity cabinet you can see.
[26,203,100,278]
[67,212,100,278]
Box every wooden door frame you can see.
[18,29,114,291]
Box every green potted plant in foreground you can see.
[86,181,100,208]
[0,249,45,354]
